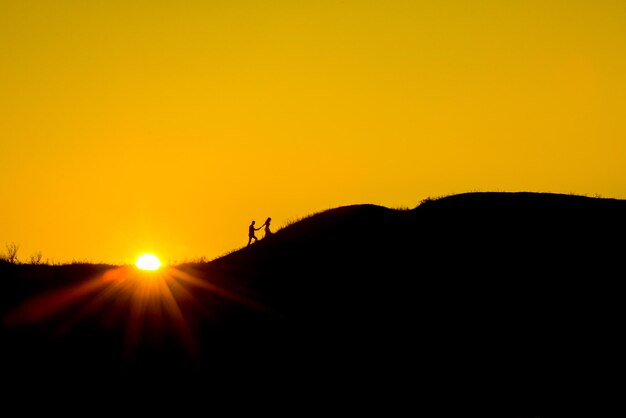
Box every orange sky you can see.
[1,1,625,265]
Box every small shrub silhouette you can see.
[29,251,43,265]
[4,242,19,264]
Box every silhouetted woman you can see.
[263,217,273,238]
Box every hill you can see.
[1,191,624,415]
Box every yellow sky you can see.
[1,1,625,264]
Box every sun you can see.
[135,254,162,271]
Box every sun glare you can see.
[135,254,162,271]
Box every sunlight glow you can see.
[135,254,162,270]
[2,263,271,362]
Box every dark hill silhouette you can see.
[1,192,624,415]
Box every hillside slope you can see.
[1,191,624,414]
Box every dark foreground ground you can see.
[1,192,624,415]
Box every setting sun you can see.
[135,254,162,271]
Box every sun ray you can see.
[3,262,283,364]
[167,266,275,315]
[3,274,112,326]
[156,273,199,360]
[55,272,133,335]
[123,269,162,357]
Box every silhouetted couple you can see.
[247,217,272,246]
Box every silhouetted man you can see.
[248,220,261,246]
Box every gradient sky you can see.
[1,1,625,265]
